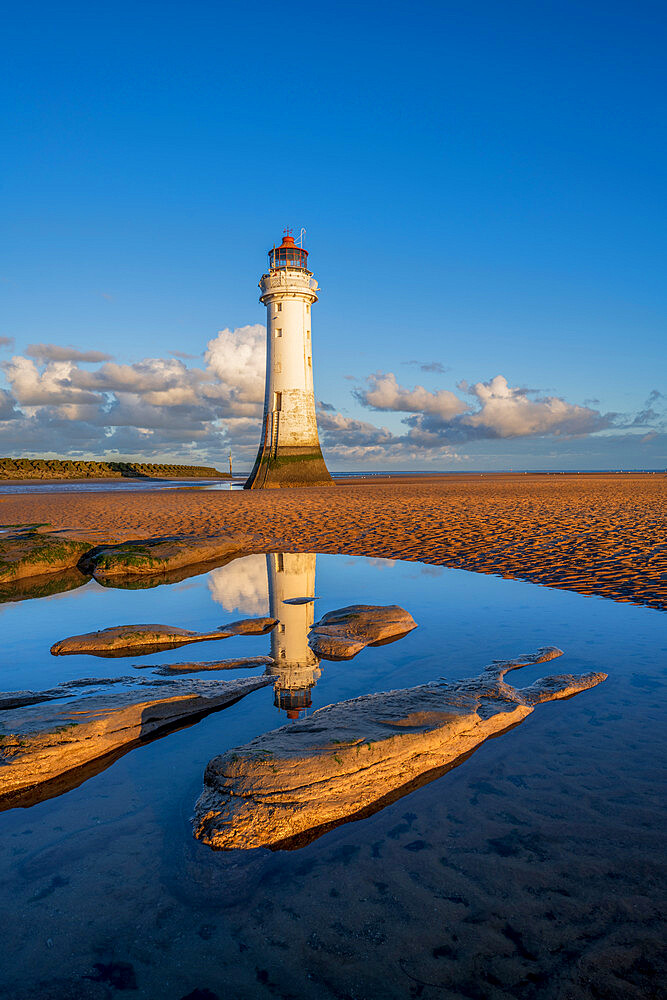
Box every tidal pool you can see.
[0,553,665,999]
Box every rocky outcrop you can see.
[134,656,275,675]
[193,648,607,851]
[82,534,255,581]
[0,529,92,584]
[308,604,418,660]
[50,617,278,657]
[0,675,271,807]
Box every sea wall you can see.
[0,458,227,480]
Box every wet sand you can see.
[0,472,665,610]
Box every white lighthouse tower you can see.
[244,230,334,489]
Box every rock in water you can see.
[308,604,417,659]
[50,617,278,657]
[135,656,275,675]
[193,647,606,851]
[218,617,278,636]
[82,534,255,581]
[0,529,92,584]
[0,675,271,807]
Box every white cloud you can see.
[461,375,608,438]
[354,371,611,445]
[359,372,467,420]
[3,356,104,406]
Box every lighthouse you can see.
[244,230,334,489]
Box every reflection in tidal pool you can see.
[266,552,321,718]
[0,552,665,999]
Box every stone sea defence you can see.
[309,604,418,660]
[193,648,607,851]
[0,457,228,480]
[51,617,278,656]
[0,675,271,807]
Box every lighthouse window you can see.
[306,304,310,314]
[275,328,282,338]
[274,391,282,412]
[277,302,282,312]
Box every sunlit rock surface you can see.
[50,617,278,657]
[0,675,270,807]
[308,604,418,660]
[0,528,92,584]
[82,534,255,581]
[193,648,606,851]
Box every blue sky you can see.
[1,0,665,470]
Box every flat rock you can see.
[193,647,607,850]
[0,676,135,709]
[0,529,92,584]
[308,604,417,660]
[50,617,277,657]
[0,674,271,806]
[218,617,278,636]
[82,534,255,580]
[135,656,275,675]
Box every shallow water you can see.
[1,553,665,999]
[0,478,245,495]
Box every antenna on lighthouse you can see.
[296,228,306,247]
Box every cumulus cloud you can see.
[26,344,114,363]
[0,325,656,469]
[3,357,104,406]
[354,371,611,446]
[358,372,467,421]
[0,325,268,464]
[461,375,609,438]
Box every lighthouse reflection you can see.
[266,552,321,719]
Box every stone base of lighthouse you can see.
[245,443,334,489]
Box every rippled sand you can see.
[1,472,664,610]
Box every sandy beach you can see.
[1,472,664,611]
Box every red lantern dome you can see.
[268,229,308,271]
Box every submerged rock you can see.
[81,534,255,581]
[135,656,275,675]
[50,617,278,657]
[218,617,278,636]
[308,604,418,660]
[0,529,92,584]
[0,675,135,709]
[193,647,606,851]
[0,675,271,807]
